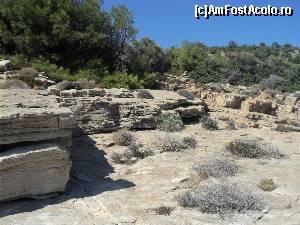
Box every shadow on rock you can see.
[0,134,135,217]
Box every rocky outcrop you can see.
[0,143,71,202]
[0,90,74,202]
[51,88,207,134]
[242,99,279,116]
[215,94,245,109]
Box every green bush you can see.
[200,116,218,131]
[101,72,143,89]
[31,59,72,82]
[258,179,276,192]
[10,75,42,88]
[155,112,183,132]
[182,136,197,149]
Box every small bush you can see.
[78,79,96,89]
[0,79,30,89]
[137,89,154,99]
[156,112,183,132]
[11,75,42,88]
[182,136,197,149]
[101,72,143,89]
[17,67,39,77]
[193,155,238,179]
[155,134,187,153]
[260,75,286,90]
[226,138,284,159]
[113,129,136,146]
[31,58,72,82]
[177,89,195,100]
[258,179,276,192]
[177,180,265,215]
[112,143,153,165]
[153,206,174,216]
[56,80,81,91]
[226,119,236,130]
[200,116,218,131]
[275,124,296,133]
[111,150,135,165]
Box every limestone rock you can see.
[242,99,279,116]
[215,94,245,109]
[0,143,71,202]
[0,59,13,71]
[0,90,74,146]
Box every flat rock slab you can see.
[0,90,74,146]
[0,143,71,202]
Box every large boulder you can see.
[0,143,71,202]
[0,90,74,202]
[242,99,279,116]
[0,59,13,72]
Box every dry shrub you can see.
[177,89,194,100]
[200,116,218,131]
[154,134,187,153]
[78,79,96,89]
[137,89,154,99]
[153,206,174,216]
[258,179,276,192]
[226,138,284,159]
[112,129,135,146]
[17,67,39,77]
[177,180,266,215]
[193,155,238,179]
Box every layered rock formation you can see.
[0,90,74,202]
[49,87,207,134]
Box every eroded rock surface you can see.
[0,90,74,202]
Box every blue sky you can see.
[103,0,299,48]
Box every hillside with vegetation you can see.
[1,0,299,92]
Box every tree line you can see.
[1,0,299,91]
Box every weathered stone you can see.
[242,99,278,116]
[0,90,74,146]
[0,60,13,71]
[215,94,245,109]
[0,143,71,202]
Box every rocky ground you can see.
[1,125,299,225]
[0,80,299,224]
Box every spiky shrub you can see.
[177,89,195,100]
[177,180,265,215]
[155,112,183,132]
[113,129,135,146]
[153,206,174,216]
[193,156,238,179]
[182,136,197,149]
[155,134,187,153]
[137,89,154,99]
[226,119,236,130]
[258,179,276,192]
[200,116,218,131]
[226,138,284,159]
